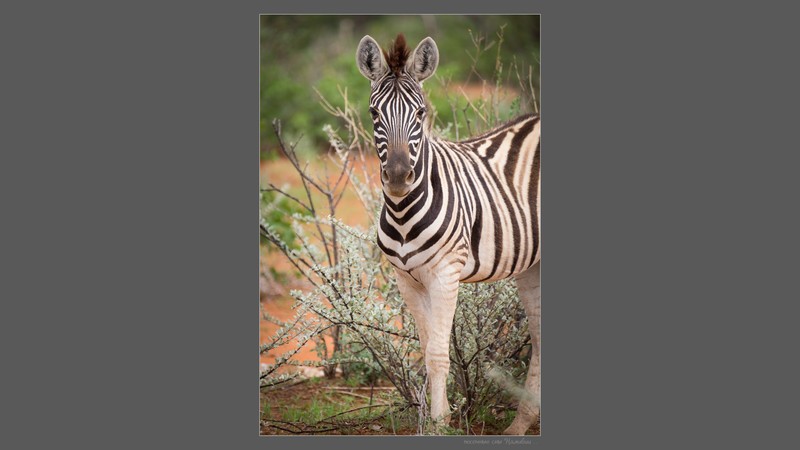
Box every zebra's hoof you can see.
[502,414,539,435]
[430,416,453,435]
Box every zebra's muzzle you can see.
[382,146,414,197]
[381,164,414,197]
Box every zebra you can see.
[356,34,541,435]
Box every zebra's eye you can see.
[369,107,379,120]
[416,107,426,119]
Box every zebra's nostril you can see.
[405,170,414,184]
[381,169,389,183]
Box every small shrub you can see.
[449,281,531,427]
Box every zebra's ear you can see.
[356,35,388,81]
[407,37,439,82]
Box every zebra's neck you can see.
[378,134,459,266]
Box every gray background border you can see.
[3,0,797,448]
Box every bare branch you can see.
[262,184,312,213]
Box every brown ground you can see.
[260,377,418,435]
[260,376,533,436]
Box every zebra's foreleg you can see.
[420,268,461,427]
[395,269,430,362]
[504,262,541,435]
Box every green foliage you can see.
[280,396,356,423]
[259,189,303,249]
[340,330,383,387]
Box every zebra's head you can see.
[356,34,439,198]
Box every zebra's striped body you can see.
[357,34,541,435]
[378,114,541,284]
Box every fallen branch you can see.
[332,391,372,400]
[322,386,397,391]
[264,377,310,391]
[263,419,340,434]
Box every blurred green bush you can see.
[259,189,303,250]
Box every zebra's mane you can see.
[453,114,539,144]
[382,34,410,77]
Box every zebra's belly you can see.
[459,225,539,283]
[459,248,522,283]
[381,238,534,283]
